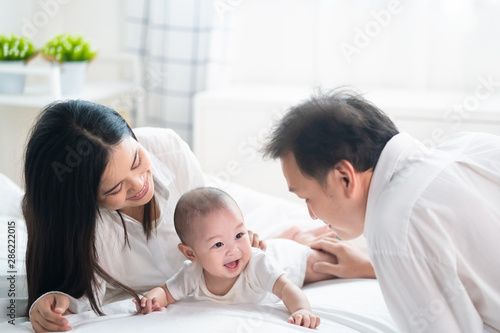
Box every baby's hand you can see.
[133,297,164,314]
[287,309,320,329]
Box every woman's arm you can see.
[272,275,320,329]
[29,273,106,332]
[29,293,73,332]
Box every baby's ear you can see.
[178,243,197,262]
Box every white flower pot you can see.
[0,61,27,94]
[54,61,88,95]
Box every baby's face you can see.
[190,207,252,281]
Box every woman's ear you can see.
[330,160,357,197]
[178,243,197,262]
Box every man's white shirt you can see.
[365,132,500,332]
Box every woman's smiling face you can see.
[97,136,155,211]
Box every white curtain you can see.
[123,0,232,145]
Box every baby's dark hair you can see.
[174,187,241,245]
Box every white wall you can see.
[224,0,500,93]
[0,0,124,58]
[0,0,126,186]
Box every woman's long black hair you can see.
[23,100,157,315]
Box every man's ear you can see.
[178,243,197,262]
[329,160,357,197]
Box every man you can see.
[262,89,500,332]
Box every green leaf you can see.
[0,34,36,61]
[41,33,97,62]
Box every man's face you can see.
[280,152,364,240]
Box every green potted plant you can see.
[41,33,97,95]
[0,34,37,94]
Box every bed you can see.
[0,172,399,332]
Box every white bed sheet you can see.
[0,173,398,332]
[2,279,397,333]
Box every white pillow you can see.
[0,173,24,219]
[0,214,28,320]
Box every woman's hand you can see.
[30,293,72,332]
[310,237,376,279]
[247,229,266,251]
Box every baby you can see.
[134,187,321,329]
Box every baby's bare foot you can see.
[276,225,336,245]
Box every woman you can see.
[24,100,373,332]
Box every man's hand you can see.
[310,237,376,279]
